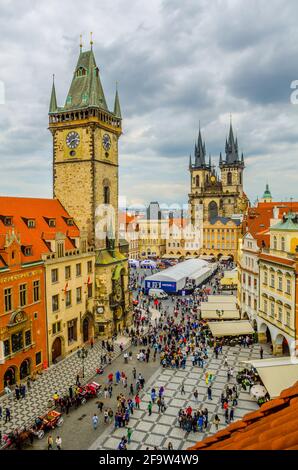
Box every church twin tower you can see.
[189,124,248,223]
[48,43,130,335]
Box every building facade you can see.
[258,212,298,356]
[48,43,131,335]
[202,217,242,262]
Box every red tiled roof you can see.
[188,381,298,451]
[243,201,298,248]
[0,197,80,265]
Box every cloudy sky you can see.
[0,0,298,208]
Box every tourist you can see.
[213,414,220,430]
[47,435,53,450]
[56,436,62,450]
[148,401,153,416]
[92,414,99,430]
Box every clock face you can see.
[66,131,80,149]
[102,133,111,151]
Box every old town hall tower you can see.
[48,40,131,335]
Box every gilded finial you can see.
[90,31,93,49]
[80,34,83,52]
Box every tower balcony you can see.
[49,107,122,135]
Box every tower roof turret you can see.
[49,75,58,113]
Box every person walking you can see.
[127,428,133,444]
[194,389,199,402]
[92,414,99,430]
[47,435,53,450]
[132,367,137,380]
[181,383,185,395]
[148,401,153,416]
[56,436,62,450]
[229,406,234,422]
[260,346,264,359]
[4,407,10,424]
[213,414,220,430]
[15,384,20,400]
[207,385,212,400]
[135,394,140,409]
[168,442,173,450]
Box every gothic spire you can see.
[225,122,239,164]
[194,127,206,168]
[49,74,57,113]
[113,83,122,118]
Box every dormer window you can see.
[4,217,12,226]
[76,67,87,78]
[27,219,35,228]
[24,246,32,256]
[48,219,56,227]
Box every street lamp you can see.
[77,347,88,378]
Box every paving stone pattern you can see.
[0,341,123,437]
[91,342,272,451]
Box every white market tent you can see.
[207,295,237,304]
[201,307,239,320]
[145,258,211,292]
[201,302,236,311]
[208,320,254,337]
[240,357,298,398]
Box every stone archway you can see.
[20,358,31,380]
[52,336,63,363]
[4,365,17,388]
[258,322,273,346]
[275,334,290,356]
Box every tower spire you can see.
[49,74,57,113]
[90,31,93,49]
[80,34,83,53]
[113,82,122,118]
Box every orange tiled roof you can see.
[244,201,298,248]
[0,197,80,266]
[188,381,298,451]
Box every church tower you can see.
[219,122,245,217]
[48,38,131,336]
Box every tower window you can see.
[48,219,56,227]
[239,172,242,184]
[104,186,110,205]
[195,175,200,187]
[227,172,232,185]
[76,67,87,77]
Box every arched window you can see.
[227,172,232,185]
[208,201,218,220]
[281,237,285,251]
[195,175,200,187]
[239,172,242,184]
[273,236,277,250]
[104,186,110,204]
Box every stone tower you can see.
[48,40,131,336]
[189,123,248,222]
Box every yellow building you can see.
[42,233,95,365]
[48,42,131,336]
[258,212,298,356]
[202,217,242,262]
